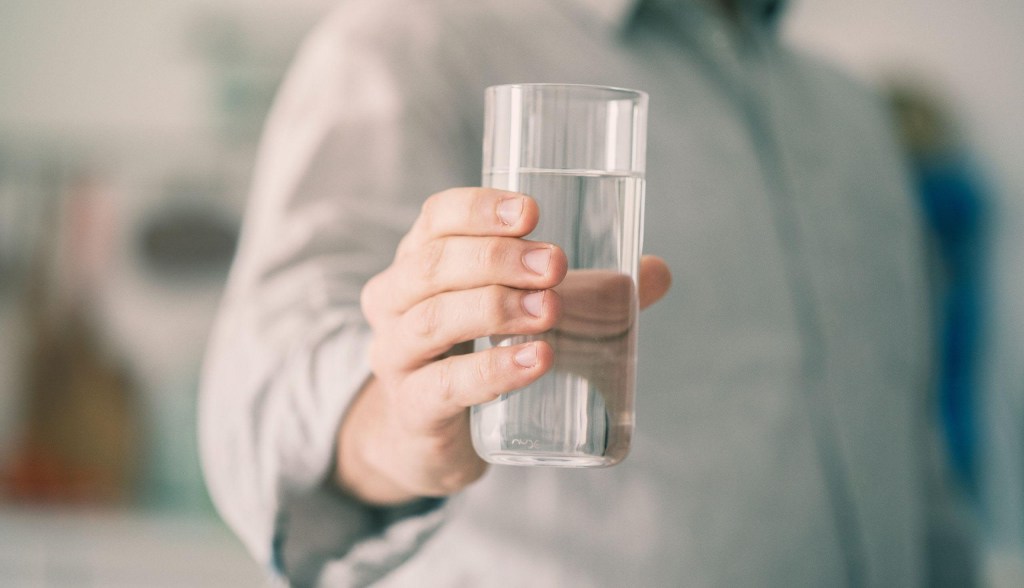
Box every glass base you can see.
[481,452,619,468]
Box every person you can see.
[199,0,977,585]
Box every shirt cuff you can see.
[270,319,449,586]
[275,480,447,587]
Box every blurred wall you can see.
[0,0,337,142]
[786,0,1024,205]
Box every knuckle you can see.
[466,187,490,208]
[418,193,444,234]
[477,237,507,272]
[435,359,456,405]
[394,231,417,258]
[479,285,511,325]
[474,352,495,387]
[420,192,441,218]
[469,188,492,223]
[409,298,442,339]
[360,276,382,323]
[418,239,447,285]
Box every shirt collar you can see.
[571,0,640,31]
[570,0,787,34]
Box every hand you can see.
[337,187,564,504]
[336,188,671,505]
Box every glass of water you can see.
[470,83,648,467]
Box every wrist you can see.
[335,377,420,506]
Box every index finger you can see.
[400,188,539,254]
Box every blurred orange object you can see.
[0,171,142,506]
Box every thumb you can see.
[638,255,672,310]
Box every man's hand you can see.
[336,188,670,505]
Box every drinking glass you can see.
[470,83,648,467]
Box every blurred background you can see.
[0,0,1020,585]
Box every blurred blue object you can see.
[889,82,989,496]
[916,154,987,494]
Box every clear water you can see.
[470,170,645,467]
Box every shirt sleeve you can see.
[197,10,476,586]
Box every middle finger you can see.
[382,236,567,313]
[383,285,561,371]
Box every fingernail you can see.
[523,248,551,275]
[497,197,523,226]
[514,344,538,368]
[522,291,544,317]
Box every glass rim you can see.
[486,82,648,101]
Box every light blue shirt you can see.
[199,0,974,585]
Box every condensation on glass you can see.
[471,84,648,467]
